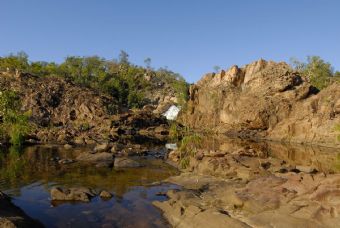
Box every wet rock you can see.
[114,157,143,168]
[99,190,113,199]
[50,187,96,202]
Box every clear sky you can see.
[1,0,339,82]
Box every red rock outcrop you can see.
[179,59,340,147]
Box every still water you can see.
[1,138,340,227]
[0,145,179,228]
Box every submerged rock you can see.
[114,157,143,168]
[50,187,96,202]
[76,152,114,167]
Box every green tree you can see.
[0,91,31,145]
[213,65,221,73]
[290,56,335,90]
[0,51,29,73]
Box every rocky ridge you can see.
[0,72,169,145]
[179,59,340,147]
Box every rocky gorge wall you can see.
[179,60,340,148]
[0,72,169,145]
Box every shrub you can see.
[0,90,31,145]
[290,56,336,90]
[178,134,202,168]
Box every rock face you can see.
[179,59,340,147]
[0,72,170,144]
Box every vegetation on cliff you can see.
[290,56,340,90]
[0,90,31,145]
[0,51,188,109]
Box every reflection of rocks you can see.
[50,187,96,202]
[0,191,44,227]
[114,157,143,168]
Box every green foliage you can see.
[290,56,337,90]
[0,90,31,145]
[155,67,189,106]
[169,122,192,140]
[0,51,188,110]
[0,51,29,73]
[178,134,202,168]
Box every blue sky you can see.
[1,0,339,82]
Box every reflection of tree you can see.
[0,145,178,197]
[0,146,27,189]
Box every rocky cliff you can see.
[0,72,168,144]
[179,59,340,147]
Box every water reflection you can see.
[0,145,179,227]
[179,136,340,173]
[1,138,339,227]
